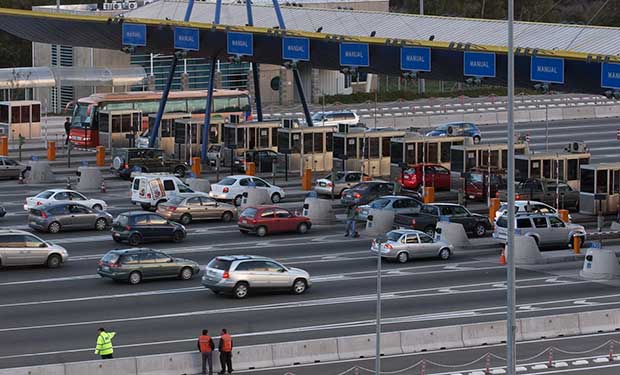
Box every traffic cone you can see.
[499,246,507,265]
[100,180,107,193]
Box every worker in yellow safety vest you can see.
[94,327,116,359]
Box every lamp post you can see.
[374,234,385,375]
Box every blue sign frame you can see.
[400,47,431,72]
[227,32,254,56]
[463,51,496,78]
[122,23,147,47]
[174,27,200,51]
[601,62,620,89]
[530,56,564,84]
[282,37,310,62]
[339,43,370,67]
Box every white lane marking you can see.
[0,274,99,286]
[573,299,598,306]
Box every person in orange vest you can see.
[218,328,233,375]
[197,329,215,375]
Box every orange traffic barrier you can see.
[191,157,201,177]
[47,141,56,161]
[499,246,507,265]
[245,162,256,176]
[96,146,105,167]
[573,236,581,254]
[362,175,372,181]
[0,136,7,156]
[302,168,313,191]
[423,186,435,204]
[558,209,569,223]
[489,198,501,222]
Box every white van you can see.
[310,110,359,127]
[131,174,200,210]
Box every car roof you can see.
[41,189,76,193]
[389,229,425,236]
[215,255,270,262]
[224,175,259,179]
[107,248,153,255]
[431,203,461,207]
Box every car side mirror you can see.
[278,268,287,273]
[39,243,47,248]
[168,258,174,263]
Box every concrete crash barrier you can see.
[595,105,620,119]
[337,332,402,360]
[65,357,137,375]
[239,186,270,210]
[272,337,338,366]
[302,197,337,225]
[136,352,199,375]
[401,325,464,353]
[579,248,620,280]
[186,177,211,193]
[233,344,275,370]
[513,235,544,265]
[26,160,55,184]
[578,309,620,334]
[562,106,596,120]
[0,364,65,375]
[364,208,395,237]
[76,166,104,191]
[610,221,620,231]
[435,221,470,248]
[519,314,581,340]
[462,321,521,346]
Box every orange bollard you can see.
[302,168,313,190]
[96,146,105,167]
[499,246,507,265]
[423,186,435,204]
[245,162,256,176]
[191,157,201,177]
[0,136,7,156]
[573,235,581,254]
[558,209,569,223]
[489,197,501,222]
[47,141,56,161]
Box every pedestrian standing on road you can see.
[197,329,215,375]
[64,117,71,145]
[218,328,233,374]
[345,204,360,238]
[94,328,116,359]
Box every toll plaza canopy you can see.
[1,0,620,94]
[0,66,146,89]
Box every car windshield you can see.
[386,232,403,242]
[468,174,484,183]
[496,216,507,228]
[437,124,451,131]
[351,183,369,191]
[240,208,257,218]
[101,252,120,264]
[217,178,236,186]
[370,199,390,209]
[116,215,129,226]
[208,258,232,271]
[311,112,325,121]
[166,196,186,205]
[36,191,54,199]
[323,172,345,180]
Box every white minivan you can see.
[131,174,201,210]
[310,110,359,127]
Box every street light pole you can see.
[418,0,426,94]
[375,236,382,375]
[545,104,549,152]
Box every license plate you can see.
[319,182,326,187]
[74,136,82,140]
[102,266,109,271]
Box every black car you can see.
[112,211,186,246]
[340,181,394,206]
[111,148,188,179]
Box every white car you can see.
[209,175,285,206]
[308,110,359,127]
[495,200,571,221]
[24,189,107,211]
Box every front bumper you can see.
[28,221,47,232]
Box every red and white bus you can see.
[69,89,252,148]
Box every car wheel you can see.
[172,230,185,243]
[438,248,451,260]
[92,204,103,211]
[396,252,409,264]
[256,226,267,237]
[292,279,307,295]
[48,221,61,234]
[180,214,192,225]
[233,282,249,299]
[95,218,107,231]
[179,267,193,281]
[474,223,486,237]
[339,189,347,198]
[473,136,481,144]
[140,203,151,211]
[297,222,309,234]
[174,166,186,177]
[128,233,141,246]
[424,226,435,238]
[271,192,282,203]
[221,211,233,223]
[46,254,62,268]
[234,195,243,207]
[129,271,142,285]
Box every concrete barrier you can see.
[610,221,620,231]
[272,338,338,366]
[233,344,275,370]
[337,332,402,360]
[513,110,531,123]
[185,177,211,193]
[239,186,270,209]
[27,160,55,183]
[401,325,464,352]
[578,309,620,334]
[562,106,596,120]
[364,208,395,237]
[136,352,198,375]
[595,105,620,119]
[302,197,337,225]
[528,109,547,122]
[436,221,471,248]
[579,248,620,280]
[462,321,513,347]
[0,364,65,375]
[513,235,544,265]
[77,166,104,191]
[519,314,581,340]
[65,358,137,375]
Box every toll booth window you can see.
[239,96,251,112]
[597,170,608,194]
[427,143,438,163]
[347,138,357,159]
[390,142,403,165]
[450,149,464,172]
[249,128,257,149]
[405,143,415,164]
[580,169,594,194]
[313,133,323,153]
[31,104,40,122]
[326,132,333,152]
[502,150,508,169]
[277,131,289,152]
[440,142,451,163]
[304,133,313,153]
[530,161,541,179]
[259,129,270,148]
[490,151,499,167]
[132,115,142,134]
[554,160,565,181]
[122,114,132,132]
[382,137,391,157]
[223,126,234,146]
[112,116,121,132]
[515,147,525,155]
[237,128,245,147]
[567,159,578,181]
[0,104,7,123]
[291,133,301,153]
[543,160,551,179]
[369,137,380,158]
[99,114,109,132]
[209,125,218,143]
[188,99,205,114]
[578,158,589,179]
[19,106,29,123]
[613,170,620,194]
[272,128,278,147]
[11,106,20,123]
[466,151,476,170]
[189,124,198,143]
[333,136,345,158]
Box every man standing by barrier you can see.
[94,328,116,359]
[64,117,71,145]
[197,329,215,375]
[218,328,233,374]
[345,204,360,238]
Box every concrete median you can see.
[401,325,464,352]
[233,344,275,370]
[136,352,198,375]
[436,221,471,248]
[562,106,596,120]
[513,235,544,265]
[77,166,104,191]
[519,314,581,340]
[0,364,65,375]
[337,332,402,360]
[595,105,620,119]
[272,337,339,366]
[462,321,516,347]
[578,309,620,334]
[65,357,137,375]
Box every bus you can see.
[69,89,252,148]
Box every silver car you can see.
[358,195,422,221]
[202,255,312,299]
[370,229,454,263]
[314,171,368,197]
[493,213,586,249]
[0,157,26,179]
[0,229,69,268]
[28,203,113,233]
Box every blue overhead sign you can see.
[174,27,200,51]
[227,32,253,56]
[531,56,564,84]
[122,23,146,47]
[282,37,310,61]
[463,52,496,78]
[400,47,431,72]
[339,43,369,67]
[601,62,620,89]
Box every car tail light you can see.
[384,243,393,249]
[124,163,129,169]
[167,206,177,212]
[327,182,333,187]
[40,211,48,219]
[516,194,520,200]
[110,262,120,268]
[251,218,257,224]
[124,225,132,231]
[353,192,361,199]
[36,201,42,206]
[223,187,229,193]
[222,271,230,279]
[146,193,151,199]
[411,219,416,225]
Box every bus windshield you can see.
[72,103,92,127]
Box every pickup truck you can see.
[498,179,580,211]
[393,203,493,238]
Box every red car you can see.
[396,164,451,191]
[238,206,311,237]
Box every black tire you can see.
[292,279,307,295]
[221,211,233,223]
[48,221,61,234]
[95,218,107,231]
[92,204,103,211]
[128,271,142,285]
[233,282,249,299]
[424,226,435,238]
[140,203,151,211]
[234,195,243,207]
[473,136,481,144]
[438,248,451,260]
[396,252,409,264]
[174,166,186,177]
[172,230,185,243]
[128,233,141,247]
[271,192,281,203]
[474,223,487,237]
[179,267,193,281]
[256,226,267,237]
[297,222,309,234]
[180,214,192,225]
[46,254,62,268]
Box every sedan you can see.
[340,181,394,206]
[97,248,200,285]
[238,206,311,237]
[28,203,113,233]
[157,194,236,225]
[357,195,422,221]
[209,175,285,206]
[426,122,481,144]
[24,189,107,211]
[0,156,26,179]
[314,171,368,197]
[370,229,454,263]
[112,211,186,246]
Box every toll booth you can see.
[277,125,336,173]
[579,163,620,215]
[98,109,142,149]
[223,120,280,153]
[333,127,405,178]
[389,133,466,178]
[0,100,42,139]
[173,118,204,162]
[147,112,191,155]
[515,151,590,190]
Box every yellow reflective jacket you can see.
[95,331,116,355]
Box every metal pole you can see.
[488,144,491,206]
[201,58,218,161]
[506,0,517,374]
[293,69,314,127]
[244,2,263,122]
[374,91,378,129]
[375,237,382,375]
[418,0,425,94]
[556,154,560,210]
[545,104,549,152]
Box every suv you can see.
[310,110,359,127]
[493,213,586,249]
[0,229,69,268]
[202,255,311,299]
[111,148,188,179]
[314,171,369,197]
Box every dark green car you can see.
[97,248,200,285]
